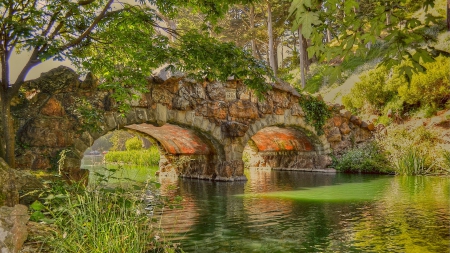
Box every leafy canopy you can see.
[289,0,446,81]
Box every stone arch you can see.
[124,123,223,180]
[231,110,333,171]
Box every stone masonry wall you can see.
[9,66,374,181]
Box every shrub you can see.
[105,146,160,166]
[397,56,450,109]
[342,66,393,113]
[333,142,393,174]
[126,136,143,151]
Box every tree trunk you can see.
[302,36,309,72]
[267,2,277,76]
[447,0,450,31]
[250,5,258,58]
[326,28,332,43]
[298,27,306,89]
[1,97,15,168]
[1,97,19,207]
[281,36,284,68]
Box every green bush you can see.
[398,56,450,109]
[333,142,393,174]
[342,66,393,113]
[125,136,143,151]
[105,146,160,166]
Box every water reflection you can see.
[156,170,450,253]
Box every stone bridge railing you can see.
[11,66,374,181]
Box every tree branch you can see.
[58,0,114,52]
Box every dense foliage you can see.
[289,0,447,81]
[343,56,450,117]
[125,136,143,151]
[333,142,393,174]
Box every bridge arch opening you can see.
[242,125,332,172]
[79,122,225,183]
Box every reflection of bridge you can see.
[13,66,374,181]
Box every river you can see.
[86,165,450,252]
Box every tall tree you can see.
[267,1,277,75]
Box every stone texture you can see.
[0,205,29,253]
[339,122,351,135]
[327,127,342,142]
[221,121,249,137]
[229,100,258,119]
[40,97,65,116]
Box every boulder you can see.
[0,205,29,253]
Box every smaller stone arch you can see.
[232,110,333,172]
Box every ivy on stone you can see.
[298,94,331,136]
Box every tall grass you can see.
[48,189,153,253]
[27,168,182,253]
[105,146,160,166]
[395,148,428,175]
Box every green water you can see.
[83,162,449,253]
[157,170,450,253]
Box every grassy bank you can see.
[104,146,160,167]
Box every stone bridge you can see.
[10,66,374,181]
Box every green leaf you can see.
[296,12,322,38]
[30,200,45,211]
[30,211,45,222]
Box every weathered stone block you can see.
[156,103,167,126]
[327,127,342,142]
[0,205,29,253]
[339,122,351,135]
[40,97,65,116]
[135,108,148,123]
[221,121,249,138]
[229,100,258,119]
[206,81,226,101]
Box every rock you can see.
[332,116,343,127]
[257,98,274,114]
[0,205,29,253]
[361,121,375,131]
[327,127,342,142]
[206,82,226,101]
[80,72,98,90]
[40,97,65,116]
[26,66,80,93]
[350,115,362,126]
[229,100,258,119]
[339,122,351,135]
[340,110,352,119]
[221,121,249,137]
[1,158,42,205]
